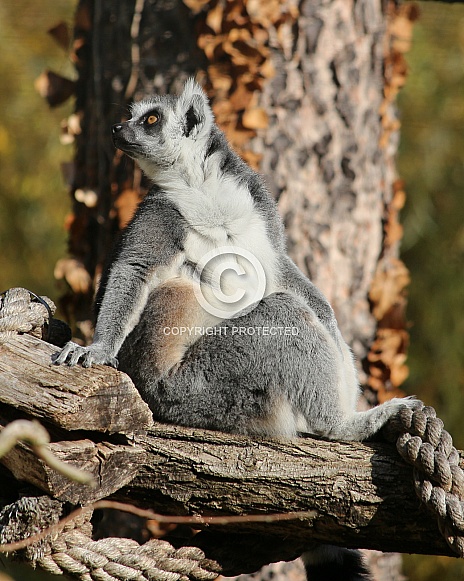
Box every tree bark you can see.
[59,0,205,337]
[255,0,386,346]
[124,423,454,558]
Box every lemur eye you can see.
[146,114,159,126]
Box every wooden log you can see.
[119,423,458,558]
[0,419,457,561]
[0,334,459,559]
[0,435,146,505]
[0,334,153,434]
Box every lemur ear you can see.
[177,79,214,139]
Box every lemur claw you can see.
[53,341,118,369]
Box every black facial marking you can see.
[205,133,221,158]
[185,106,198,137]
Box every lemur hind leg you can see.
[120,292,351,437]
[120,291,417,440]
[118,278,216,379]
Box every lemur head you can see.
[112,79,214,178]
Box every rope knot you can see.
[0,287,71,346]
[390,401,464,557]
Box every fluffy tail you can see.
[302,546,372,581]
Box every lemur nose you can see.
[112,124,123,134]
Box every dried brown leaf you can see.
[392,186,406,211]
[367,327,409,396]
[48,21,71,50]
[227,27,252,43]
[115,189,140,229]
[54,258,92,294]
[221,28,267,67]
[212,99,234,120]
[370,258,410,321]
[198,34,224,61]
[208,64,233,92]
[34,70,76,107]
[223,1,248,27]
[229,82,255,111]
[242,107,268,129]
[183,0,210,14]
[206,2,224,34]
[368,377,384,392]
[390,15,413,43]
[390,357,409,387]
[385,220,403,247]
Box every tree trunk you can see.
[61,0,412,399]
[58,0,206,337]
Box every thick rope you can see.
[385,403,464,557]
[39,533,220,581]
[0,287,71,346]
[0,287,54,343]
[0,497,220,581]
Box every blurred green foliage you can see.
[399,3,464,580]
[399,2,464,449]
[0,2,74,573]
[0,0,75,302]
[0,2,77,575]
[0,557,64,581]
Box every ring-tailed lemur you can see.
[54,79,417,580]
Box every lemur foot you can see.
[385,395,421,412]
[376,396,422,426]
[330,396,422,441]
[374,396,424,443]
[52,341,118,368]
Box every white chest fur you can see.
[162,164,279,320]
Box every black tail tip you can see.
[303,546,372,581]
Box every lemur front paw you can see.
[52,341,119,369]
